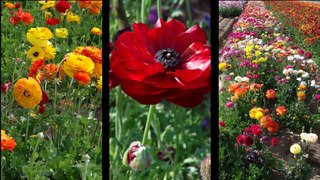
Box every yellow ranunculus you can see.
[66,12,80,24]
[219,62,227,71]
[63,53,94,78]
[27,27,53,47]
[92,63,102,78]
[255,51,261,57]
[26,46,45,61]
[249,108,265,120]
[44,45,56,60]
[290,144,301,155]
[13,77,42,109]
[39,1,55,10]
[97,76,102,92]
[55,28,69,38]
[91,27,102,36]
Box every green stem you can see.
[25,111,30,141]
[141,0,146,23]
[112,0,129,31]
[142,105,155,145]
[157,0,162,19]
[185,0,192,27]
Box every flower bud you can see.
[37,132,44,139]
[122,141,151,171]
[200,156,211,180]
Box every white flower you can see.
[300,81,307,86]
[307,59,313,64]
[292,70,299,75]
[242,77,249,82]
[282,69,288,75]
[235,76,242,82]
[310,80,316,87]
[229,72,234,76]
[297,77,302,81]
[294,55,300,59]
[301,73,309,78]
[287,68,293,74]
[300,133,318,143]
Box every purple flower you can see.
[226,101,235,108]
[260,136,269,143]
[148,6,168,25]
[225,76,231,81]
[201,118,211,132]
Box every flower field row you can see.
[219,1,246,17]
[1,1,102,179]
[219,1,319,179]
[265,1,320,45]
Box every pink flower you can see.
[305,52,312,58]
[271,137,279,146]
[219,121,226,127]
[315,94,320,101]
[225,101,235,108]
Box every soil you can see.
[219,15,237,49]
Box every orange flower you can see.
[80,46,102,64]
[228,84,239,93]
[267,121,279,133]
[276,106,286,116]
[235,88,247,97]
[73,71,91,86]
[5,2,15,9]
[230,95,239,102]
[78,0,92,9]
[1,130,17,151]
[28,59,45,79]
[298,84,307,91]
[265,89,276,99]
[259,116,272,128]
[43,63,65,80]
[19,12,34,25]
[297,91,306,101]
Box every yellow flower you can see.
[39,1,55,10]
[255,51,262,57]
[44,11,53,20]
[249,108,265,120]
[290,144,301,155]
[92,63,102,78]
[91,27,102,36]
[27,27,53,47]
[44,45,56,60]
[5,2,15,9]
[297,91,306,101]
[55,28,69,38]
[63,53,94,78]
[13,77,42,109]
[26,46,45,61]
[97,76,102,92]
[230,95,239,102]
[219,62,227,71]
[66,12,80,24]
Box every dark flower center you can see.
[155,48,180,69]
[33,52,39,57]
[23,90,31,97]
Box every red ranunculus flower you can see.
[110,18,210,108]
[56,0,71,13]
[271,137,279,146]
[265,89,276,99]
[250,124,262,136]
[46,18,60,26]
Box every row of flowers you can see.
[265,1,320,45]
[219,0,247,17]
[219,1,318,178]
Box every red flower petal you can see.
[173,25,206,54]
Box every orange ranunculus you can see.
[228,84,239,93]
[259,116,272,128]
[13,77,42,109]
[5,2,15,9]
[19,12,34,25]
[297,91,306,101]
[235,88,247,97]
[265,89,276,99]
[298,84,307,91]
[267,121,279,133]
[1,130,17,151]
[73,71,91,86]
[78,0,92,9]
[231,95,239,102]
[276,106,287,116]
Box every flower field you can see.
[219,0,246,18]
[1,1,102,179]
[109,0,211,179]
[219,1,320,179]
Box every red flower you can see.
[28,59,45,78]
[15,3,21,9]
[305,52,312,58]
[271,137,279,146]
[110,18,210,108]
[276,106,286,116]
[9,16,20,25]
[250,124,262,136]
[56,0,71,13]
[19,12,34,25]
[265,89,276,99]
[73,71,91,86]
[109,70,120,89]
[237,134,253,146]
[1,81,12,94]
[46,18,60,26]
[219,121,226,127]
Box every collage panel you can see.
[1,1,102,179]
[109,0,211,179]
[219,1,320,179]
